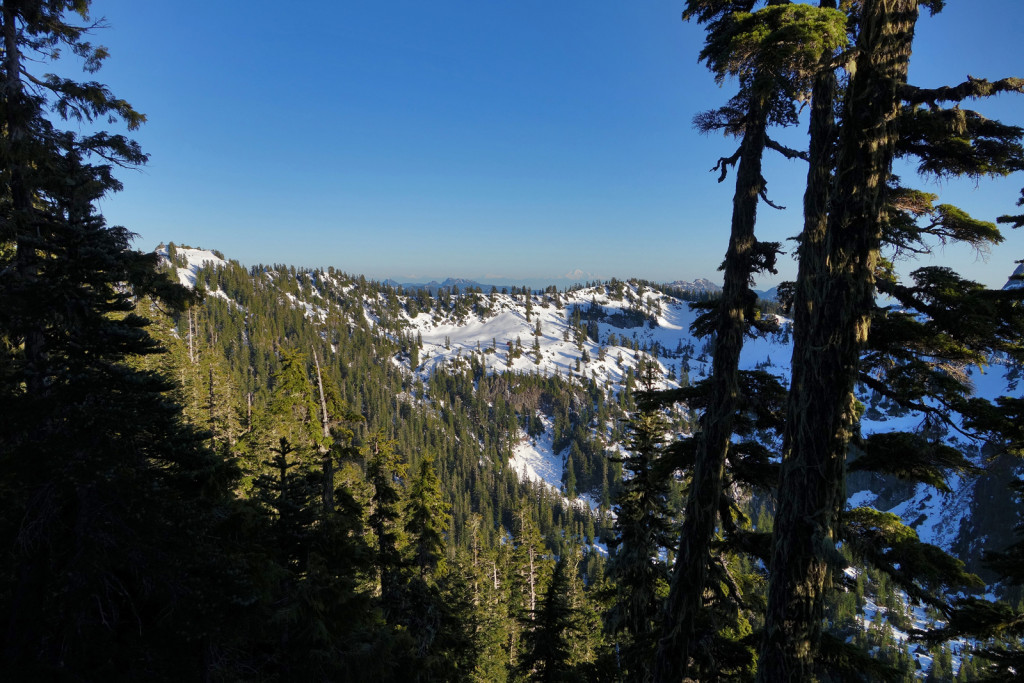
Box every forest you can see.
[2,1,1024,681]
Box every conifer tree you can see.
[406,455,451,579]
[519,544,604,681]
[508,506,553,669]
[367,433,408,618]
[607,366,674,681]
[0,3,253,678]
[760,0,1024,677]
[655,3,845,679]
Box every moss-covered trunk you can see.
[757,1,918,679]
[654,91,769,682]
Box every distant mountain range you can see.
[384,276,732,296]
[379,276,793,302]
[382,277,493,295]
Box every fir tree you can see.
[655,4,845,678]
[519,544,604,682]
[367,433,408,619]
[603,363,673,680]
[406,455,451,579]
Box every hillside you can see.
[164,242,1021,554]
[159,243,792,499]
[137,242,1024,679]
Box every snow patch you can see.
[157,245,227,289]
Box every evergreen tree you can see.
[519,544,604,682]
[406,455,451,579]
[607,367,674,681]
[509,506,553,669]
[761,0,1024,678]
[367,433,408,620]
[655,4,845,678]
[0,3,248,678]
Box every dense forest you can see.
[2,1,1024,681]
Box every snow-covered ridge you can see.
[663,277,722,293]
[156,244,227,288]
[400,284,792,398]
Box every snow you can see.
[284,292,328,322]
[508,419,562,495]
[884,477,972,549]
[856,592,972,678]
[1003,262,1024,290]
[156,245,227,288]
[397,286,792,398]
[847,490,878,509]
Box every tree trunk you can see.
[758,2,918,679]
[311,346,334,511]
[654,89,770,682]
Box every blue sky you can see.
[82,0,1023,288]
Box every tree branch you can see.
[902,76,1024,108]
[858,373,977,442]
[711,147,742,183]
[759,180,786,210]
[765,136,809,162]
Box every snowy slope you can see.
[401,284,792,397]
[160,243,1022,563]
[156,244,227,288]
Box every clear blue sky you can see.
[82,0,1023,288]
